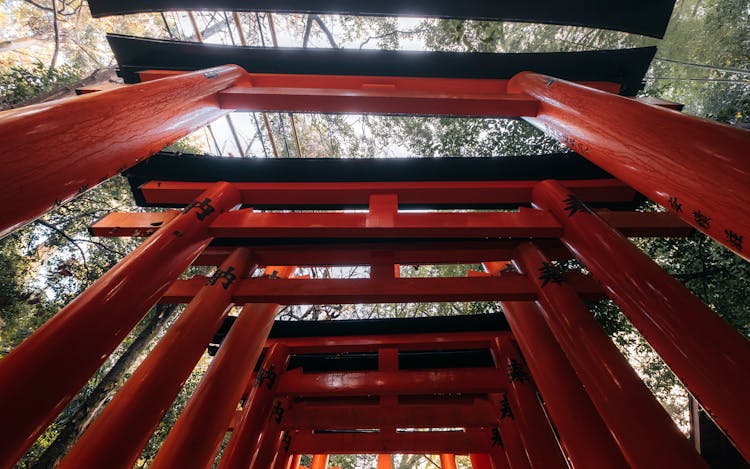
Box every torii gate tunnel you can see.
[0,0,749,468]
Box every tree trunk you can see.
[31,305,177,468]
[14,68,117,109]
[0,36,44,52]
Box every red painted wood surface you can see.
[533,179,750,461]
[158,273,606,304]
[470,454,493,469]
[134,70,622,117]
[186,240,574,267]
[289,430,489,454]
[137,70,620,96]
[489,396,531,469]
[509,71,750,260]
[490,338,567,469]
[0,182,240,469]
[377,454,393,469]
[152,267,294,469]
[514,242,708,468]
[281,400,497,429]
[440,454,458,469]
[246,398,291,469]
[497,301,627,469]
[59,248,255,469]
[265,330,508,354]
[310,454,330,469]
[219,85,538,117]
[90,209,691,239]
[0,65,242,238]
[219,344,292,469]
[137,179,636,207]
[276,368,505,396]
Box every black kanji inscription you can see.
[206,266,237,289]
[563,194,591,217]
[183,197,215,221]
[538,262,564,287]
[508,358,530,384]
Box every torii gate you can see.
[0,0,749,468]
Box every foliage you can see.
[1,0,748,465]
[0,60,79,109]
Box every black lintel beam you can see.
[108,34,655,96]
[90,0,676,38]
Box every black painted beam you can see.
[125,153,644,210]
[108,34,655,96]
[90,0,676,38]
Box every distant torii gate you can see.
[0,0,749,468]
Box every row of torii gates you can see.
[1,0,750,468]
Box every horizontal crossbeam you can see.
[135,179,635,208]
[191,240,573,267]
[276,368,505,396]
[90,209,692,239]
[282,400,497,430]
[264,331,508,353]
[160,274,605,304]
[289,429,490,454]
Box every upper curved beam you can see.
[89,0,676,38]
[108,34,656,96]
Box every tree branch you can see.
[35,219,89,272]
[49,0,60,71]
[303,14,338,48]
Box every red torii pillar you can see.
[246,397,292,469]
[378,454,393,469]
[440,454,457,469]
[219,344,292,469]
[490,338,568,469]
[470,453,493,469]
[496,299,628,469]
[59,248,256,469]
[0,182,240,468]
[514,242,707,468]
[311,454,330,469]
[152,266,296,469]
[489,393,530,469]
[0,66,243,238]
[533,179,750,460]
[508,72,750,260]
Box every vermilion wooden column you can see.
[508,72,750,260]
[440,454,457,469]
[59,248,255,469]
[487,438,510,469]
[311,454,330,469]
[271,451,294,469]
[470,454,492,469]
[491,338,567,469]
[497,300,627,469]
[290,454,302,469]
[514,242,707,468]
[378,454,393,469]
[489,394,530,469]
[219,345,292,469]
[152,266,296,469]
[0,65,244,238]
[248,420,290,469]
[533,179,750,460]
[0,182,240,469]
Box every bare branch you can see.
[303,14,338,48]
[35,219,89,272]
